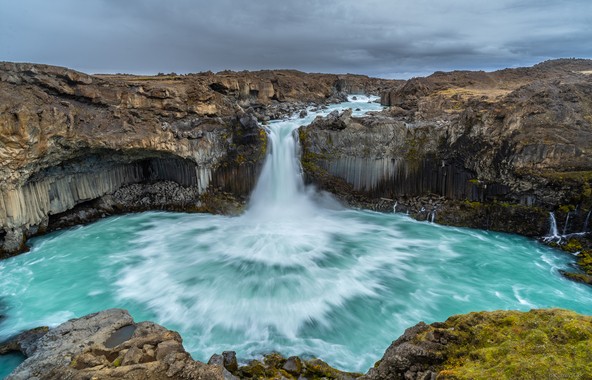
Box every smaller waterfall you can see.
[429,210,436,223]
[544,212,560,242]
[393,201,397,213]
[584,210,591,233]
[563,212,571,236]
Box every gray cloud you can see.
[1,0,590,78]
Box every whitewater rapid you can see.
[1,96,591,376]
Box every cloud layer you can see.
[1,0,590,78]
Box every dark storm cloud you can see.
[1,0,591,78]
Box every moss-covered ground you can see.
[436,309,592,379]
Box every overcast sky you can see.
[1,0,590,78]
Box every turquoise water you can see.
[1,211,590,375]
[1,97,591,376]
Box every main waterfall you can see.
[1,97,591,376]
[246,113,313,219]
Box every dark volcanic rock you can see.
[362,322,445,380]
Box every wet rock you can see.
[4,308,226,380]
[0,326,49,357]
[299,110,308,118]
[222,350,239,373]
[283,356,303,375]
[208,353,224,366]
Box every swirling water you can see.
[1,97,591,377]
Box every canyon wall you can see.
[0,62,394,255]
[300,59,592,238]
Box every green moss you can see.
[541,171,592,182]
[463,200,483,209]
[259,128,267,155]
[263,352,286,369]
[303,358,362,379]
[437,309,592,379]
[563,238,583,253]
[112,356,122,367]
[558,204,576,213]
[577,250,592,274]
[239,360,267,378]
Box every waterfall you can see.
[246,95,381,219]
[584,210,591,233]
[544,212,560,242]
[246,118,312,219]
[429,210,436,223]
[393,201,397,213]
[563,212,570,236]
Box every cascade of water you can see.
[246,118,313,220]
[548,212,559,238]
[247,95,381,219]
[584,210,591,233]
[563,212,570,236]
[430,210,436,223]
[393,201,397,213]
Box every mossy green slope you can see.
[438,309,592,379]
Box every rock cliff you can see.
[300,59,592,279]
[0,62,393,256]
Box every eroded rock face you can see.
[300,59,592,239]
[0,62,394,256]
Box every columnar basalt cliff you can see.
[0,62,394,256]
[300,59,592,280]
[300,59,592,283]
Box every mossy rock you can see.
[236,354,359,380]
[439,309,592,379]
[560,270,592,285]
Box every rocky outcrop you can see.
[300,59,592,238]
[0,62,394,256]
[3,308,591,379]
[1,309,229,380]
[362,309,592,380]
